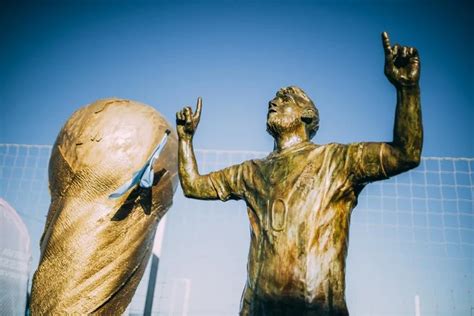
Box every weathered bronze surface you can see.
[177,32,422,316]
[30,99,178,314]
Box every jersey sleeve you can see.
[207,162,249,201]
[347,142,390,184]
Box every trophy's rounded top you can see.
[49,98,178,201]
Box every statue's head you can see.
[266,86,319,140]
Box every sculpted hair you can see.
[277,86,319,139]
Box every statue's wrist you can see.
[396,83,420,100]
[179,135,193,143]
[396,82,420,92]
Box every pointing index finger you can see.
[194,97,202,120]
[382,31,392,55]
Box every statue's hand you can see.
[176,97,202,140]
[382,32,420,88]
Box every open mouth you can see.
[268,109,277,114]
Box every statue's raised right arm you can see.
[352,32,423,183]
[176,97,221,199]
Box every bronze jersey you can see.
[208,141,388,315]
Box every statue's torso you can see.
[243,142,359,310]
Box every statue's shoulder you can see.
[230,158,262,172]
[245,157,266,168]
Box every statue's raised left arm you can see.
[352,32,423,183]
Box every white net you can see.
[0,144,473,315]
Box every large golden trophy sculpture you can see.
[177,33,423,315]
[30,98,178,314]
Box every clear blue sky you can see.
[0,0,472,157]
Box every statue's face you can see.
[266,93,303,137]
